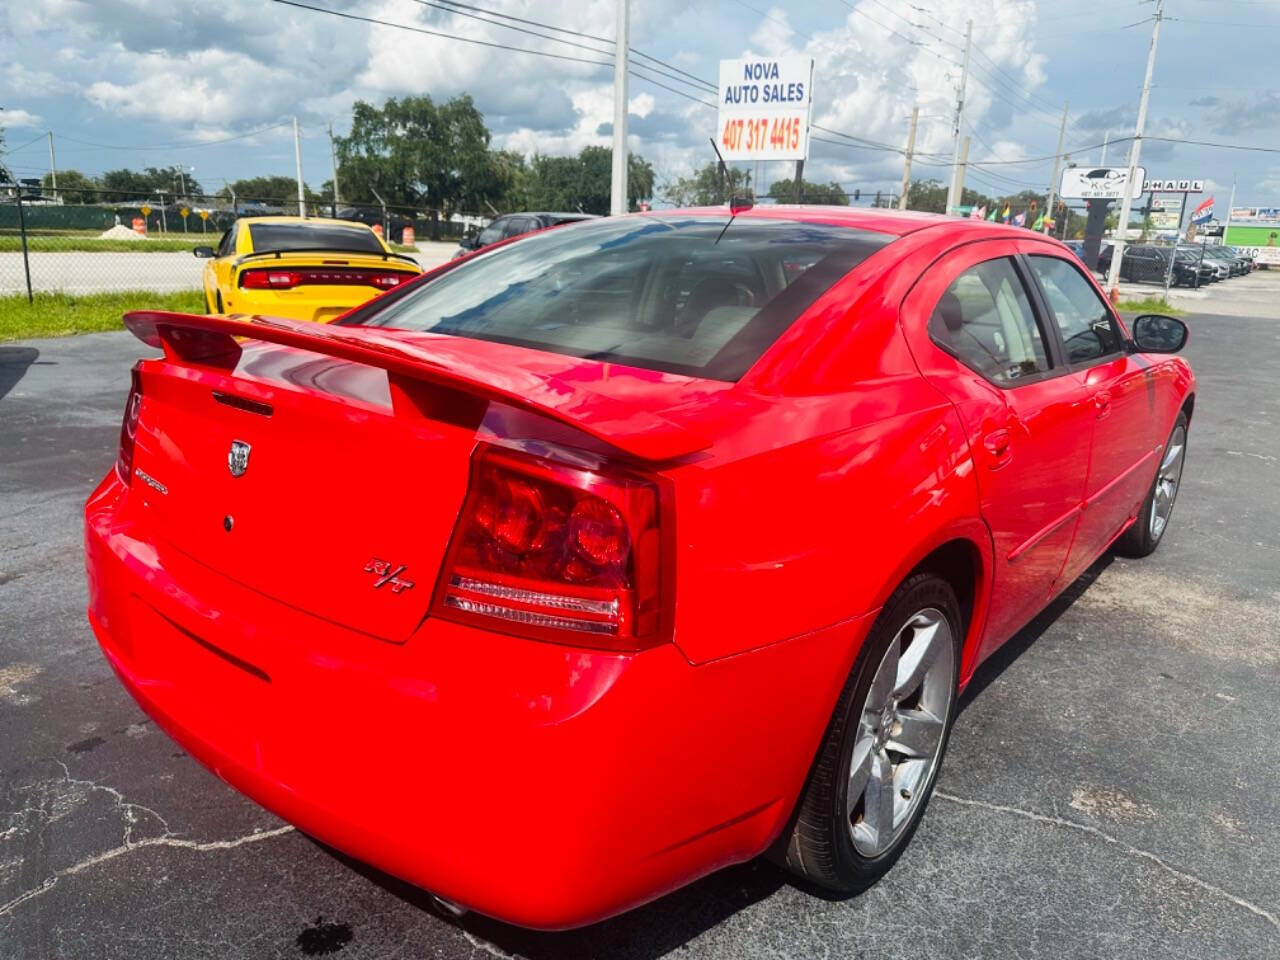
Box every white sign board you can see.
[1143,178,1205,193]
[717,56,814,162]
[1150,196,1180,211]
[1058,166,1146,200]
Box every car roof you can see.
[641,204,1047,241]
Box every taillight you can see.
[433,445,668,651]
[116,367,142,483]
[239,268,412,290]
[240,269,302,289]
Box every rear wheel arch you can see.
[1180,392,1195,426]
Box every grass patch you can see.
[1114,297,1187,316]
[0,290,205,341]
[0,234,217,253]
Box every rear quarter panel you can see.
[668,255,990,668]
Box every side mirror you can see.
[192,246,216,258]
[1132,314,1188,354]
[457,233,477,250]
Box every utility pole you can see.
[899,106,919,211]
[1044,101,1068,234]
[1107,0,1164,301]
[946,19,973,216]
[293,115,306,218]
[951,136,970,213]
[328,120,341,218]
[1100,131,1110,167]
[47,131,57,201]
[609,0,630,216]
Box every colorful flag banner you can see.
[1013,211,1027,227]
[970,205,987,220]
[1001,205,1011,223]
[987,208,998,221]
[1191,196,1214,225]
[1032,213,1044,231]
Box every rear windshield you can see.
[247,223,384,254]
[351,216,893,380]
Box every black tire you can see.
[1115,411,1189,558]
[778,572,961,892]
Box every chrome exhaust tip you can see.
[430,894,467,918]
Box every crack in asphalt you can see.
[0,824,297,917]
[0,761,295,919]
[934,791,1280,933]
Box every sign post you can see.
[717,56,814,201]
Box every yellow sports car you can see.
[194,216,423,323]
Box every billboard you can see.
[1059,166,1146,200]
[717,56,814,162]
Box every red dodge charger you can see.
[85,207,1194,929]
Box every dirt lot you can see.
[1,275,1278,958]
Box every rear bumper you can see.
[221,286,392,324]
[86,472,866,929]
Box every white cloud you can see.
[0,108,42,129]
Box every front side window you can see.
[352,216,894,380]
[929,258,1051,385]
[502,217,533,238]
[1027,255,1123,364]
[476,219,507,246]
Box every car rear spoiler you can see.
[122,311,711,463]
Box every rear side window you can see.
[353,216,894,381]
[247,223,384,254]
[929,258,1050,385]
[1027,255,1123,365]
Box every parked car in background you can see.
[96,209,1195,930]
[452,211,598,258]
[335,205,418,245]
[194,216,422,323]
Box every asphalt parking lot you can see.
[2,277,1278,959]
[0,242,458,295]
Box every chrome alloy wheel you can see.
[1151,424,1187,541]
[847,608,955,858]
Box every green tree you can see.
[520,147,653,214]
[225,176,304,203]
[41,169,98,203]
[335,95,496,216]
[766,178,849,205]
[100,167,204,200]
[662,162,751,207]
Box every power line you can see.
[271,0,614,67]
[53,121,294,152]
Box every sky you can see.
[2,0,1279,210]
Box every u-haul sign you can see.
[1144,178,1205,193]
[717,56,814,163]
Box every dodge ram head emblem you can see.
[364,558,415,594]
[227,440,251,478]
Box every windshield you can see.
[247,223,385,254]
[352,215,894,380]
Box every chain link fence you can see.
[0,186,485,299]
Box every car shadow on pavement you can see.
[314,553,1118,959]
[0,346,40,401]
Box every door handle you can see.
[1094,390,1113,419]
[983,429,1013,470]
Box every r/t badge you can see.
[364,558,415,594]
